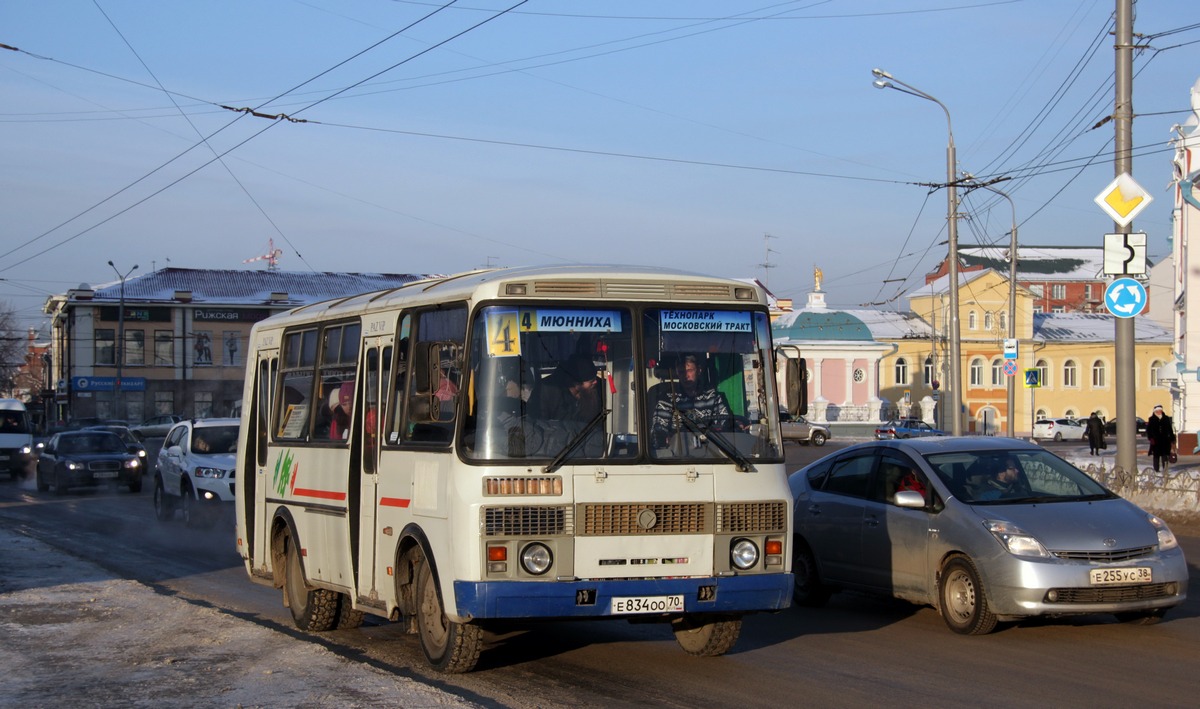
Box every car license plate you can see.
[610,595,685,614]
[93,471,119,479]
[1089,567,1152,585]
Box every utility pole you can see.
[1113,0,1137,473]
[759,233,779,287]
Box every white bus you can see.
[234,265,797,672]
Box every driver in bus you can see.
[650,354,733,447]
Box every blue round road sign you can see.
[1104,277,1146,319]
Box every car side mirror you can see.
[167,445,183,456]
[894,490,925,508]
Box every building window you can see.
[1033,305,1044,314]
[1052,306,1066,313]
[853,368,865,383]
[1092,360,1106,387]
[1051,284,1066,299]
[1063,359,1078,388]
[96,328,115,366]
[193,331,214,366]
[1064,408,1077,419]
[999,311,1007,331]
[991,359,1005,386]
[154,391,175,416]
[1036,359,1049,388]
[984,311,994,330]
[969,357,984,387]
[1030,284,1044,297]
[968,311,977,330]
[924,356,934,385]
[1086,283,1095,300]
[1036,408,1048,420]
[154,331,174,366]
[1151,359,1166,387]
[894,358,909,386]
[194,391,213,419]
[125,330,145,366]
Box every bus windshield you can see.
[462,305,782,465]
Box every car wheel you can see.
[939,556,998,635]
[36,469,49,493]
[1053,432,1062,441]
[55,471,69,496]
[792,539,831,607]
[283,528,340,632]
[128,476,142,493]
[415,550,482,673]
[1115,608,1167,625]
[672,615,742,656]
[810,431,827,447]
[153,476,176,522]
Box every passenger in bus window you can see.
[650,354,733,447]
[531,354,600,423]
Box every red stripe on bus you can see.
[292,488,347,501]
[380,497,411,508]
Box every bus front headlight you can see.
[520,543,553,576]
[731,538,759,570]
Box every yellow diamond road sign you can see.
[1095,173,1152,227]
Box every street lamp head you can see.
[107,260,115,267]
[872,79,892,90]
[871,67,892,79]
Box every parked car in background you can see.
[875,419,944,440]
[84,424,147,465]
[789,437,1188,634]
[1104,417,1147,436]
[154,418,239,527]
[779,410,830,446]
[35,430,143,494]
[1033,417,1087,441]
[130,414,184,441]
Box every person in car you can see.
[976,458,1026,500]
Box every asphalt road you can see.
[1,441,1197,708]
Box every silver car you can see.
[779,411,830,446]
[789,437,1187,634]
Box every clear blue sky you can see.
[2,1,1197,334]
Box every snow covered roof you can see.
[773,306,930,342]
[1033,312,1172,342]
[958,244,1108,281]
[84,268,438,306]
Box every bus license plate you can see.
[610,595,685,614]
[1089,567,1151,585]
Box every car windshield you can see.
[191,425,239,455]
[923,448,1116,505]
[59,433,125,454]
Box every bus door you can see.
[355,339,390,601]
[247,348,278,570]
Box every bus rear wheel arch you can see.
[281,526,340,632]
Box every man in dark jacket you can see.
[1085,412,1106,456]
[1145,404,1176,472]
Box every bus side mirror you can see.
[784,356,808,417]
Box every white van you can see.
[0,399,34,479]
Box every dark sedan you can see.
[1104,417,1147,435]
[36,430,143,494]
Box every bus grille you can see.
[578,503,711,535]
[483,506,573,537]
[716,501,787,534]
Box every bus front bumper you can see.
[454,573,792,621]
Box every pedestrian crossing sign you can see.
[1023,368,1041,388]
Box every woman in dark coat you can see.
[1085,412,1106,455]
[1145,404,1176,472]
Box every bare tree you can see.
[0,303,23,397]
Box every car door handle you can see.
[806,504,821,516]
[864,514,880,527]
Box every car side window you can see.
[875,453,931,504]
[818,453,875,499]
[804,458,834,488]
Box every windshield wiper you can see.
[672,406,755,472]
[543,409,610,474]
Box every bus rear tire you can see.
[415,555,482,673]
[284,529,340,632]
[671,615,741,656]
[336,593,365,630]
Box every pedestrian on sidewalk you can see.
[1085,411,1106,456]
[1145,404,1177,473]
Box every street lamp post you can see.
[107,261,138,422]
[872,68,963,436]
[965,178,1019,437]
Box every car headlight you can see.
[519,543,553,575]
[984,520,1049,558]
[19,444,32,455]
[731,538,760,570]
[193,467,228,479]
[1148,513,1178,551]
[124,459,141,470]
[67,461,83,471]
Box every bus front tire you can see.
[284,530,340,632]
[415,556,482,673]
[671,615,742,656]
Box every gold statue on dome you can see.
[814,266,823,292]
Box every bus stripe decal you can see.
[292,488,346,501]
[380,497,411,508]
